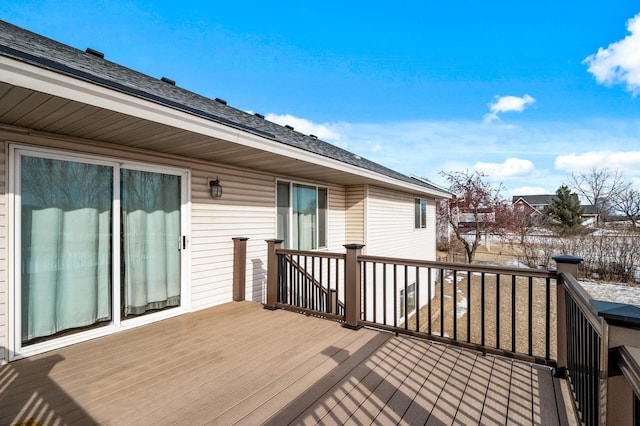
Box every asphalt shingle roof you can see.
[0,20,445,195]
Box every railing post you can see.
[594,301,640,425]
[264,239,284,310]
[232,237,249,302]
[552,254,583,377]
[343,244,365,330]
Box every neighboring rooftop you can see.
[512,194,556,205]
[0,20,445,195]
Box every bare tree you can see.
[610,185,640,229]
[568,168,627,224]
[438,170,506,263]
[505,204,547,244]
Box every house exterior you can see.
[0,21,450,362]
[512,194,598,225]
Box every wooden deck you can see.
[1,302,573,425]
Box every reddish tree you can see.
[438,170,507,263]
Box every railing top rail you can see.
[618,345,640,400]
[560,271,602,332]
[275,248,346,260]
[358,254,558,279]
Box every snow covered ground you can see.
[580,281,640,306]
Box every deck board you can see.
[0,302,571,425]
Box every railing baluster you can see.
[427,267,432,335]
[415,266,420,333]
[496,274,500,350]
[404,265,408,330]
[512,275,516,353]
[467,270,471,343]
[453,270,457,341]
[383,263,387,326]
[440,268,444,338]
[335,258,339,315]
[373,262,377,324]
[545,277,550,361]
[528,276,533,356]
[393,264,398,329]
[481,272,485,348]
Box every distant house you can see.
[512,194,598,225]
[0,20,450,362]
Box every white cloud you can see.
[371,143,382,152]
[473,158,536,180]
[584,13,640,95]
[483,94,535,123]
[264,113,342,142]
[257,111,640,196]
[555,151,640,174]
[509,186,550,198]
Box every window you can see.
[399,282,417,319]
[277,181,327,250]
[415,198,427,229]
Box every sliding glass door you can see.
[121,169,181,318]
[15,148,188,353]
[20,156,113,345]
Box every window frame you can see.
[9,144,191,360]
[415,198,427,229]
[276,180,328,250]
[399,281,417,319]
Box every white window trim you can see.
[415,198,427,229]
[8,144,192,360]
[275,179,329,250]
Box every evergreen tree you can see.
[547,185,584,229]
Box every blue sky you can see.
[3,1,640,198]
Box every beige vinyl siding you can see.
[326,183,346,252]
[345,185,366,246]
[363,186,437,325]
[190,168,275,309]
[366,185,436,261]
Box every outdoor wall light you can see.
[209,177,223,198]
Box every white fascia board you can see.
[0,56,447,198]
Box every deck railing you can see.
[357,255,557,365]
[559,268,606,426]
[275,249,346,319]
[257,239,640,425]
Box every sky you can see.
[3,1,640,199]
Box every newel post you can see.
[264,239,284,310]
[552,254,583,377]
[232,237,249,301]
[343,244,365,330]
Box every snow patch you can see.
[580,281,640,307]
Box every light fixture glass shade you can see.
[210,178,222,198]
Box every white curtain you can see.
[21,157,112,343]
[121,170,181,316]
[293,185,316,250]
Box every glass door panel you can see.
[20,156,113,346]
[121,169,181,318]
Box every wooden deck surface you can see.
[0,302,571,425]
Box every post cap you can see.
[232,237,250,241]
[343,244,365,250]
[552,255,583,265]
